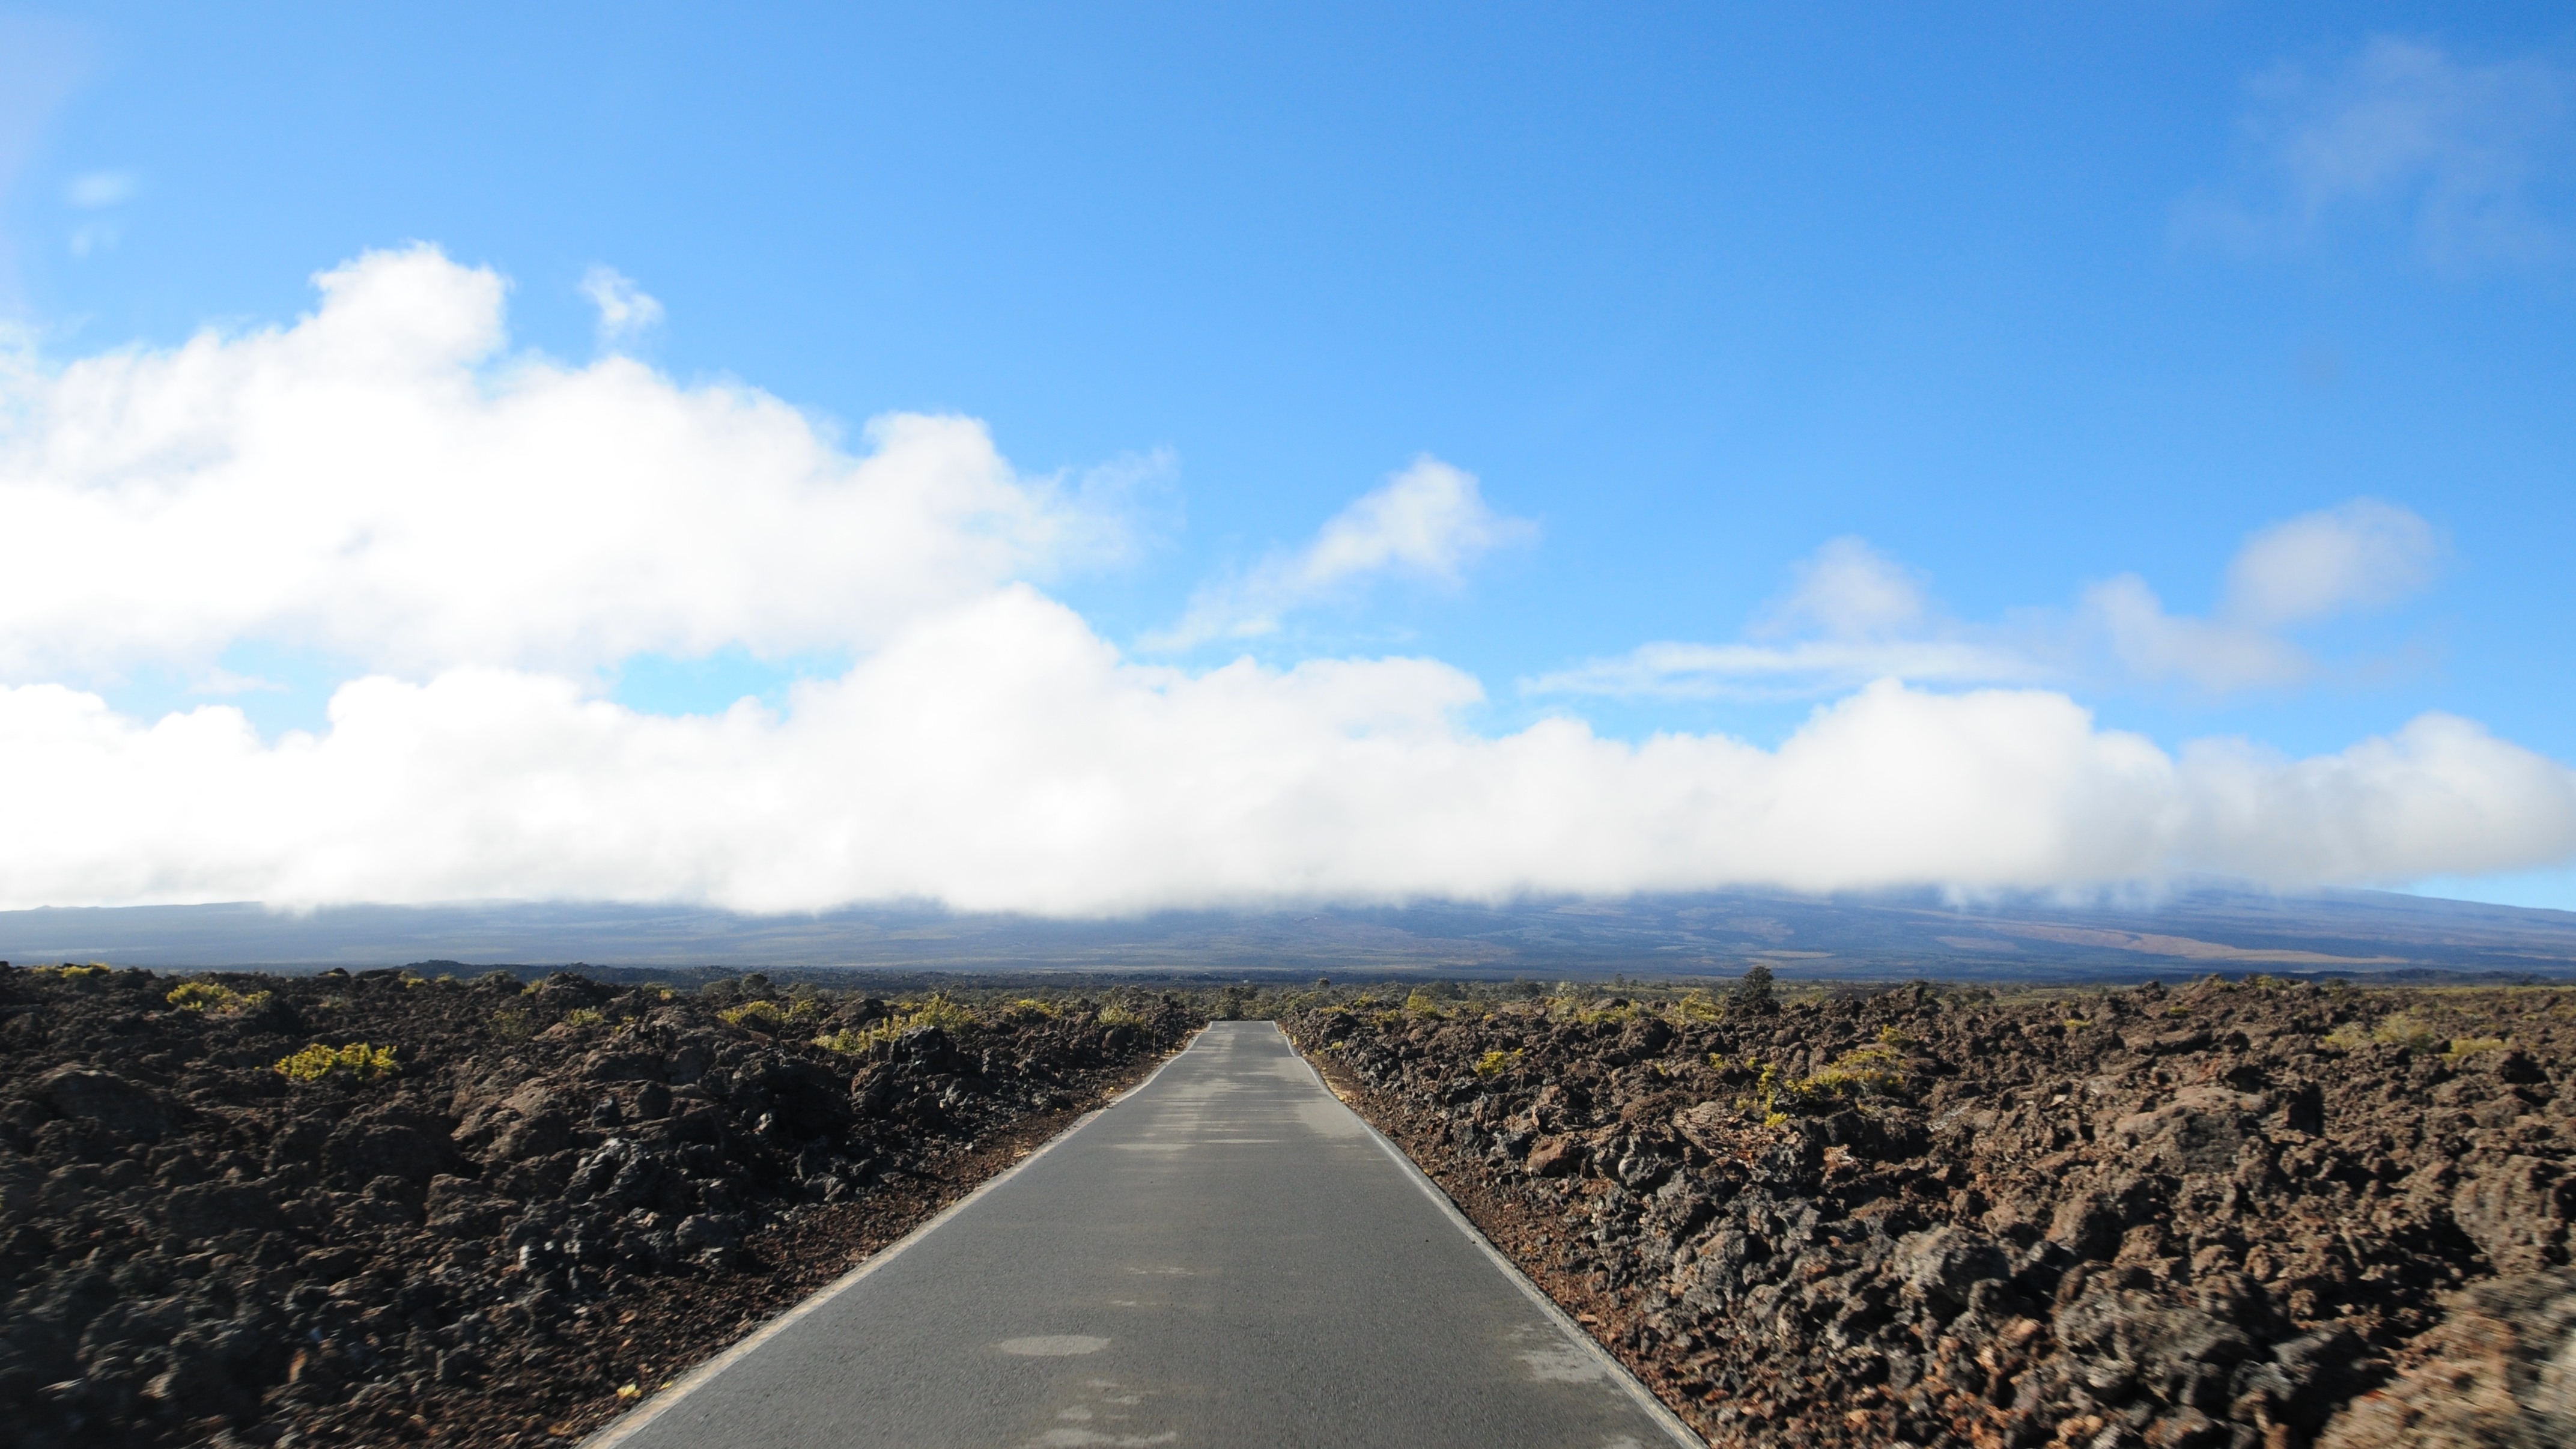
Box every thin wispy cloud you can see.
[1526,538,2043,699]
[65,169,136,208]
[580,264,665,349]
[1526,501,2443,700]
[1145,456,1535,650]
[63,169,138,258]
[2177,35,2576,272]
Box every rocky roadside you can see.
[1285,978,2576,1449]
[0,962,1200,1448]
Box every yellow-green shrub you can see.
[815,995,980,1056]
[1668,991,1724,1023]
[2327,1012,2446,1051]
[167,980,273,1016]
[1751,1043,1909,1120]
[1473,1048,1523,1078]
[719,1000,788,1031]
[275,1042,398,1083]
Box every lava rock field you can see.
[1288,977,2576,1449]
[0,962,1197,1448]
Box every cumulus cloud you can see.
[1532,502,2442,700]
[579,264,663,348]
[2,610,2568,913]
[2080,499,2443,691]
[2075,576,2310,694]
[2178,36,2576,272]
[1147,456,1534,648]
[2222,497,2442,627]
[0,245,1120,681]
[0,245,2565,914]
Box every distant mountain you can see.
[4,881,2572,982]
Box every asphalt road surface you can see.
[594,1021,1699,1448]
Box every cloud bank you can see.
[7,607,2570,914]
[1,246,2571,915]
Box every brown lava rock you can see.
[0,962,1196,1448]
[1287,977,2576,1449]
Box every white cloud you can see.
[579,264,664,348]
[2221,497,2442,627]
[1522,639,2043,701]
[2178,36,2575,271]
[0,245,1120,681]
[1753,535,1928,639]
[1147,455,1534,648]
[2077,499,2442,692]
[2076,574,2311,693]
[1533,503,2442,700]
[2,618,2566,913]
[0,246,2565,914]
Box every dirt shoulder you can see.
[0,964,1198,1449]
[1285,980,2576,1449]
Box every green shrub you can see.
[1473,1048,1523,1078]
[1733,964,1775,1012]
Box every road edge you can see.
[580,1025,1209,1449]
[1269,1022,1710,1449]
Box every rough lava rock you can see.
[1289,978,2575,1449]
[0,964,1196,1448]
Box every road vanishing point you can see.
[593,1020,1701,1448]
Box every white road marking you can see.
[997,1335,1112,1356]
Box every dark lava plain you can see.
[0,962,1197,1448]
[1290,977,2576,1448]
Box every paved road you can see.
[595,1021,1698,1448]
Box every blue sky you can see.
[1,3,2571,913]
